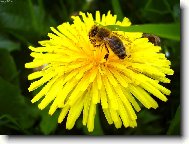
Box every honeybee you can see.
[142,33,161,46]
[89,25,126,60]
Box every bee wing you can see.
[104,37,112,42]
[112,32,132,44]
[104,37,120,46]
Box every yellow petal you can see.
[87,103,96,132]
[66,96,84,130]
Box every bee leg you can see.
[91,40,101,48]
[104,53,109,60]
[94,44,101,47]
[90,39,99,47]
[104,44,109,60]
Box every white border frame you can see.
[1,0,188,144]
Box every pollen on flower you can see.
[25,11,174,132]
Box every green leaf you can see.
[0,34,20,52]
[138,110,160,124]
[39,108,59,135]
[0,1,33,32]
[172,3,180,21]
[141,0,178,23]
[111,0,124,20]
[106,23,180,41]
[0,77,37,133]
[0,0,55,42]
[167,105,180,135]
[0,49,19,86]
[144,0,172,14]
[125,110,162,135]
[0,115,21,131]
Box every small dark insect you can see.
[89,25,126,60]
[142,33,161,46]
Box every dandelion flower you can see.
[25,11,174,132]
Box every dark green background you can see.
[0,0,180,135]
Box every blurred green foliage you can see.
[0,0,180,135]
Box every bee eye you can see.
[92,30,97,36]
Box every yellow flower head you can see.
[25,11,174,132]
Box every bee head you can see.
[89,25,99,37]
